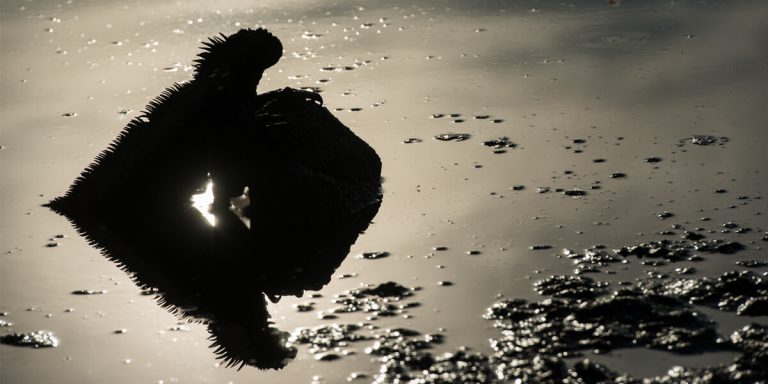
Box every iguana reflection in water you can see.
[45,29,382,369]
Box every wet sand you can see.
[1,0,767,382]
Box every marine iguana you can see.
[46,28,380,227]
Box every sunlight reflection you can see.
[190,180,216,226]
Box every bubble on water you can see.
[71,289,107,295]
[434,133,470,142]
[358,251,390,260]
[609,172,626,179]
[61,112,77,117]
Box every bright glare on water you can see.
[190,180,216,226]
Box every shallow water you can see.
[2,0,767,382]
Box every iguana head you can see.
[194,28,283,94]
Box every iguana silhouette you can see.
[42,28,384,369]
[46,28,381,227]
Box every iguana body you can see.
[46,28,382,227]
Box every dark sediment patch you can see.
[482,137,517,150]
[358,251,390,260]
[71,289,107,295]
[434,133,471,142]
[641,270,768,316]
[287,226,765,381]
[329,282,417,318]
[737,260,768,268]
[1,331,60,348]
[290,323,370,354]
[681,135,730,146]
[533,275,608,299]
[563,188,587,197]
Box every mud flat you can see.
[2,0,767,383]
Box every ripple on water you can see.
[580,31,652,49]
